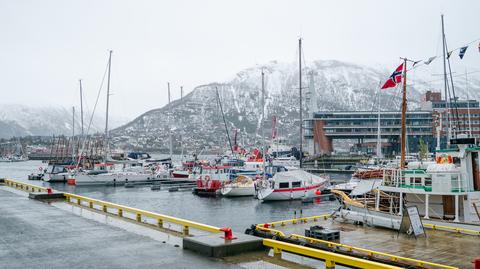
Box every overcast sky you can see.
[1,0,479,121]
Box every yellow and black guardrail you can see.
[63,193,222,236]
[424,223,480,236]
[263,239,402,269]
[3,178,49,192]
[289,234,458,269]
[267,214,331,228]
[256,218,458,269]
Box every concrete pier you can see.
[0,188,238,269]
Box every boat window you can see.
[279,182,289,189]
[292,181,301,188]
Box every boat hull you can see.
[172,171,190,178]
[221,186,255,197]
[45,173,68,182]
[258,182,327,201]
[74,173,154,184]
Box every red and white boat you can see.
[171,170,191,179]
[192,166,232,196]
[256,170,329,201]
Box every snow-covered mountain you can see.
[0,104,126,139]
[111,59,480,153]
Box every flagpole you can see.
[400,58,407,169]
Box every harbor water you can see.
[0,160,345,232]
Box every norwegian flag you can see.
[381,63,404,89]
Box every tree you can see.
[418,139,428,161]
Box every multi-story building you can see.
[304,91,479,156]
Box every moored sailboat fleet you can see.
[25,22,480,220]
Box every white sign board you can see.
[407,206,425,237]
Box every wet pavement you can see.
[0,187,239,269]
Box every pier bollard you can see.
[102,205,107,212]
[220,227,236,240]
[118,209,123,217]
[47,188,53,194]
[136,213,142,222]
[89,201,93,208]
[77,199,81,205]
[183,226,189,236]
[157,219,163,228]
[473,258,480,269]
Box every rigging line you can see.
[445,35,461,138]
[409,70,480,84]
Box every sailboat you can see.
[332,16,480,228]
[72,51,157,185]
[256,38,329,201]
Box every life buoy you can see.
[204,175,211,187]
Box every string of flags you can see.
[381,37,480,89]
[419,38,480,66]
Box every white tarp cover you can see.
[350,179,383,196]
[272,169,328,185]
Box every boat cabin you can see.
[379,139,480,223]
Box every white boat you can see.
[256,170,329,201]
[44,164,73,182]
[332,140,480,228]
[272,156,300,169]
[72,163,156,185]
[221,175,255,197]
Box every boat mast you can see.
[72,106,75,163]
[168,82,172,159]
[376,90,383,158]
[298,38,303,168]
[104,50,112,163]
[441,15,450,147]
[466,68,472,137]
[261,68,266,179]
[215,86,233,153]
[400,58,407,169]
[79,79,84,139]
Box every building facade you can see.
[304,91,479,156]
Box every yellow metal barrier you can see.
[256,224,456,269]
[63,192,222,235]
[290,234,458,269]
[263,239,402,269]
[255,225,286,237]
[3,179,48,192]
[264,214,331,228]
[424,223,480,236]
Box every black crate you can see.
[305,226,340,241]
